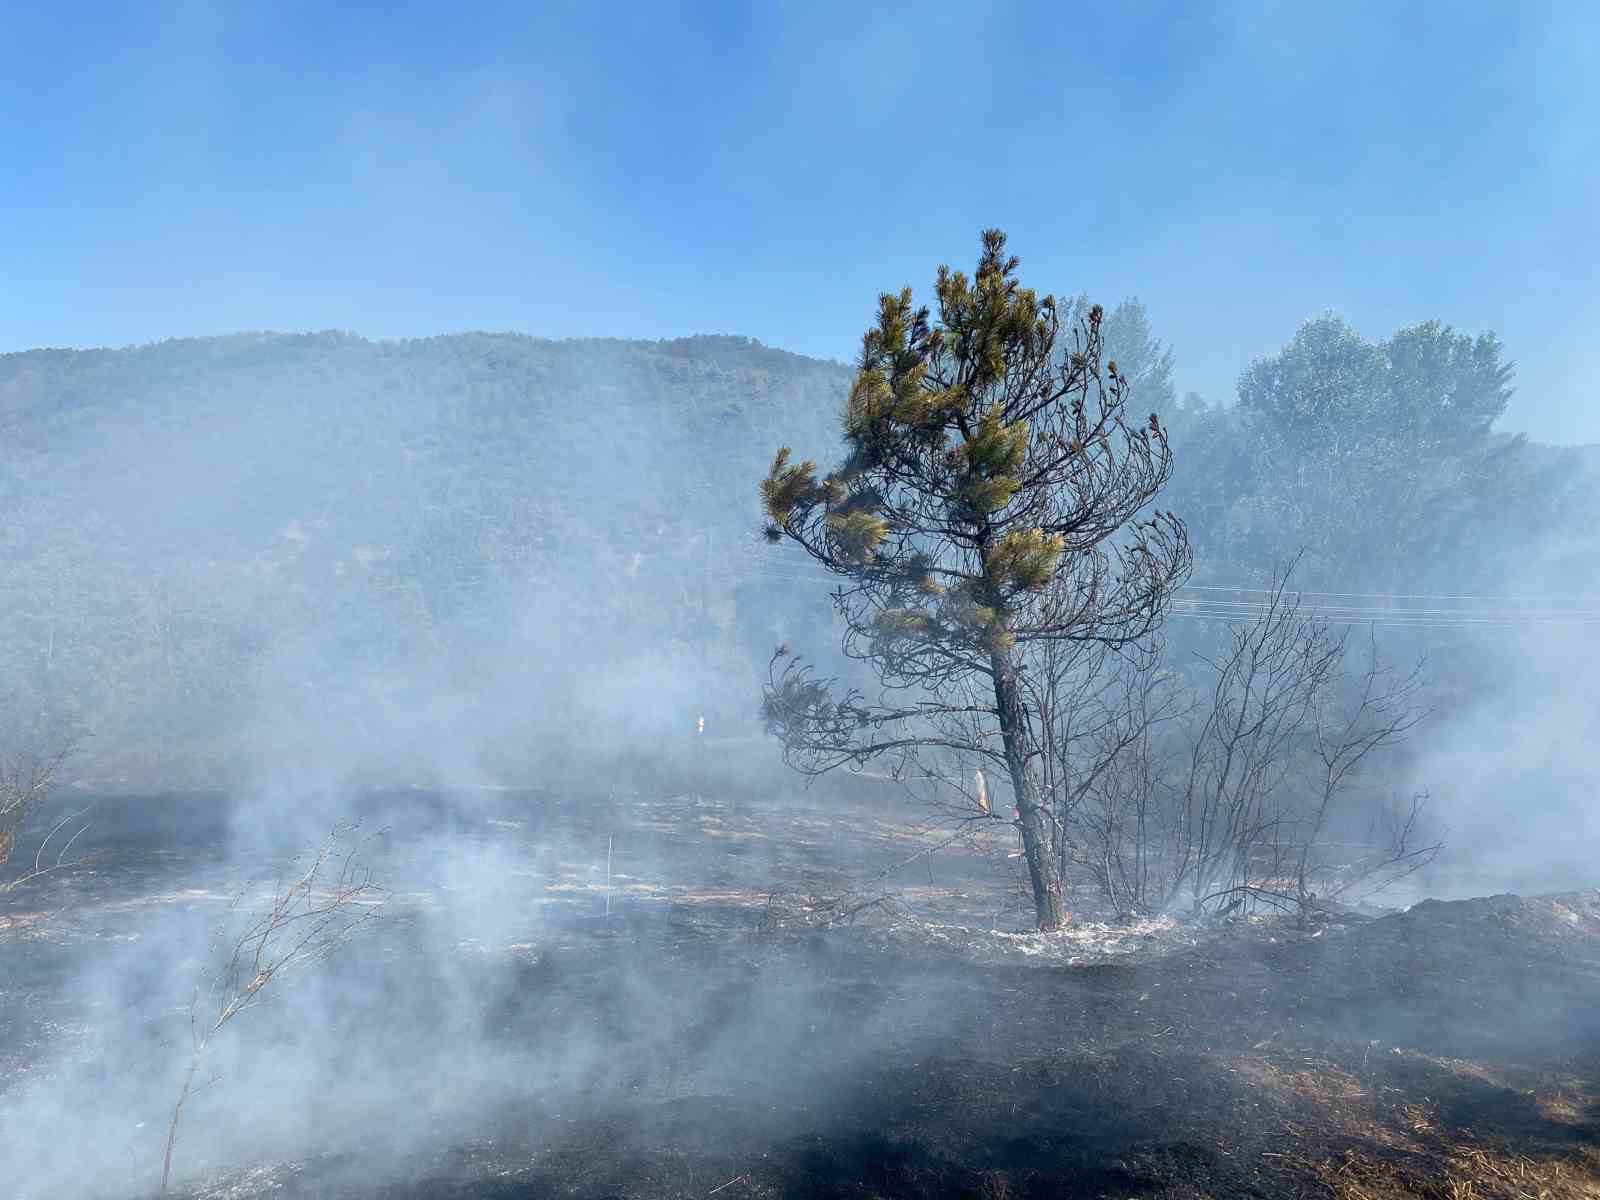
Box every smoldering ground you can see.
[0,773,1025,1199]
[5,778,1600,1200]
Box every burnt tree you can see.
[760,230,1189,930]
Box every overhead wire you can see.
[699,561,1599,631]
[1180,583,1599,604]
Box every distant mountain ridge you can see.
[0,332,854,784]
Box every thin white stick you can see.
[605,833,613,918]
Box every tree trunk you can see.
[990,646,1066,931]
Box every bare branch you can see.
[161,823,387,1197]
[0,736,89,895]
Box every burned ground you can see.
[2,788,1597,1200]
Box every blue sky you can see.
[2,1,1595,440]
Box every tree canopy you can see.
[1165,313,1534,591]
[1236,314,1513,452]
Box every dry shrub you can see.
[757,886,909,935]
[0,742,86,893]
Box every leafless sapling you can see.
[0,739,91,896]
[160,823,387,1197]
[1289,629,1436,918]
[1167,565,1436,919]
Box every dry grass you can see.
[1252,1050,1600,1200]
[1292,1144,1599,1200]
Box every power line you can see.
[1168,599,1600,620]
[1167,611,1592,630]
[1181,583,1600,604]
[697,561,1600,629]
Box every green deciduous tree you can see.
[759,231,1190,930]
[1180,314,1521,589]
[1237,315,1387,453]
[1238,314,1513,454]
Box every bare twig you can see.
[1,739,88,894]
[160,822,387,1197]
[1060,556,1437,922]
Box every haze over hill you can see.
[0,331,851,789]
[0,316,1595,895]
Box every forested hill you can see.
[0,325,1593,790]
[0,331,851,553]
[0,333,853,785]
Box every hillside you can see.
[0,333,853,786]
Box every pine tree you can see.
[759,230,1190,930]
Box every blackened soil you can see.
[3,788,1598,1200]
